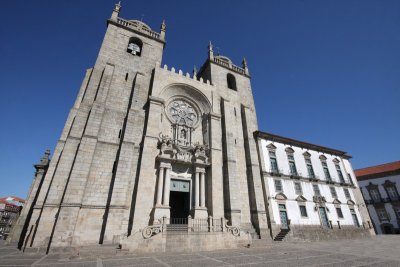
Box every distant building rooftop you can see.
[0,196,25,207]
[354,161,400,181]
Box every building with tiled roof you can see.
[355,161,400,234]
[0,196,24,239]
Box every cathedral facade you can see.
[9,4,373,253]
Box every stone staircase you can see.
[273,228,290,241]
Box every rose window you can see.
[168,100,198,127]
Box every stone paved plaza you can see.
[1,236,400,266]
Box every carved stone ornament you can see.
[158,135,209,165]
[167,99,198,127]
[313,195,326,204]
[295,195,307,202]
[142,225,163,239]
[225,222,240,237]
[142,217,164,239]
[275,192,288,200]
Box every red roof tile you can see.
[354,161,400,180]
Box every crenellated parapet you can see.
[157,63,215,86]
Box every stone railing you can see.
[213,58,246,75]
[142,216,240,239]
[116,18,161,40]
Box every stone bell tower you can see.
[13,3,167,250]
[195,42,269,236]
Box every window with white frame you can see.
[274,179,283,192]
[344,188,351,200]
[383,181,399,201]
[305,157,315,178]
[336,207,344,218]
[299,205,308,217]
[269,150,279,173]
[334,160,345,183]
[285,148,297,176]
[376,207,389,221]
[347,173,354,185]
[294,182,302,195]
[313,184,321,196]
[369,187,381,202]
[320,157,332,181]
[330,187,337,198]
[287,154,298,176]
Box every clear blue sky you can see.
[1,0,399,198]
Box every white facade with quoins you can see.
[9,4,373,253]
[255,132,374,241]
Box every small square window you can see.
[274,180,283,192]
[344,188,351,199]
[376,208,388,221]
[313,184,321,196]
[294,182,302,195]
[299,205,308,217]
[330,187,337,198]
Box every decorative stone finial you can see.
[193,65,197,77]
[242,57,249,75]
[34,149,51,172]
[111,2,121,20]
[160,19,166,40]
[208,41,214,60]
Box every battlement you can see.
[158,63,214,86]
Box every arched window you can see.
[127,37,143,56]
[227,73,237,90]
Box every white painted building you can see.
[255,131,374,240]
[355,161,400,234]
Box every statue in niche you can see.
[180,129,187,139]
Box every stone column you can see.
[153,162,171,222]
[156,166,165,206]
[194,171,200,207]
[193,167,208,219]
[200,171,206,208]
[163,164,171,206]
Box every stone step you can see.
[273,229,290,241]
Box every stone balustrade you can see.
[116,18,161,40]
[213,58,246,75]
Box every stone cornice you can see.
[254,131,351,159]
